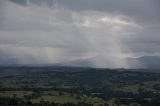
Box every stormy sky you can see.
[0,0,160,68]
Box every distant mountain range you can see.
[126,56,160,69]
[58,56,160,69]
[0,56,160,69]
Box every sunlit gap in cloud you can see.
[0,0,141,68]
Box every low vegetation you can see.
[0,66,160,106]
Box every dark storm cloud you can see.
[0,0,160,68]
[11,0,160,22]
[58,0,160,20]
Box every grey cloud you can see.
[0,0,160,68]
[11,0,160,22]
